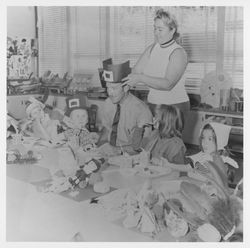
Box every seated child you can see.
[20,97,63,143]
[63,95,99,153]
[187,121,239,185]
[140,105,188,165]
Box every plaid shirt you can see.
[64,128,98,149]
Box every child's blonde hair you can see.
[25,97,45,120]
[158,105,183,139]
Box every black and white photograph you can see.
[1,0,248,246]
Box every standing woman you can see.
[123,9,190,127]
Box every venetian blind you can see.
[110,7,154,66]
[38,6,68,77]
[38,6,106,83]
[224,7,243,89]
[176,7,217,94]
[68,6,106,74]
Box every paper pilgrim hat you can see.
[26,97,45,118]
[101,58,131,83]
[65,94,88,117]
[98,58,113,87]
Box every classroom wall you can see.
[7,6,35,37]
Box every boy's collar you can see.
[118,92,129,105]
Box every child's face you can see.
[201,129,216,154]
[30,106,44,120]
[70,109,88,129]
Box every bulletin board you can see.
[7,36,36,79]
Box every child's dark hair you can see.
[158,105,183,139]
[199,123,231,156]
[199,124,217,152]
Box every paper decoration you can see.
[7,36,33,79]
[200,71,233,108]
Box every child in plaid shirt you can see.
[63,95,99,152]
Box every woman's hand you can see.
[122,73,144,88]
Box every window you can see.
[38,6,68,77]
[38,6,243,92]
[176,7,217,94]
[67,7,106,74]
[38,6,106,78]
[224,7,243,89]
[110,7,154,65]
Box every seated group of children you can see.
[8,95,239,190]
[15,95,99,153]
[135,104,239,193]
[7,96,242,242]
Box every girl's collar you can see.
[160,38,175,48]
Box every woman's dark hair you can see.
[158,105,183,139]
[154,9,180,40]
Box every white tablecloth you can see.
[6,143,179,242]
[6,176,155,242]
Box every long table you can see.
[6,144,179,242]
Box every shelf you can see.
[192,107,243,117]
[7,78,31,81]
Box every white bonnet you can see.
[201,121,231,150]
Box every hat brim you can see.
[64,107,89,117]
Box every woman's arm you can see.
[124,48,188,91]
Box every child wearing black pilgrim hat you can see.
[63,94,99,152]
